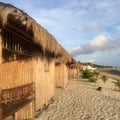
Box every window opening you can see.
[2,28,34,62]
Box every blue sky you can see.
[1,0,120,67]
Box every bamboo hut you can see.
[68,61,80,79]
[54,61,69,88]
[0,2,76,120]
[0,2,78,120]
[54,48,73,88]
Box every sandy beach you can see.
[35,75,120,120]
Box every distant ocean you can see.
[102,69,120,76]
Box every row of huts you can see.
[0,2,80,120]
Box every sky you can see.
[1,0,120,67]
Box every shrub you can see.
[81,69,93,78]
[101,75,108,84]
[88,76,98,83]
[94,71,100,76]
[81,69,98,83]
[113,80,120,91]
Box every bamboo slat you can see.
[0,29,2,120]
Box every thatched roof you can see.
[0,2,73,63]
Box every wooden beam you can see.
[8,22,34,43]
[6,27,34,45]
[2,47,32,57]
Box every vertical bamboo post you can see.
[0,28,2,120]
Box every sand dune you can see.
[35,76,120,120]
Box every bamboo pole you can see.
[0,28,2,120]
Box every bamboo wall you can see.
[1,58,35,119]
[33,55,55,111]
[15,102,34,120]
[0,54,55,119]
[55,63,68,88]
[68,67,77,79]
[1,59,34,89]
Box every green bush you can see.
[94,71,100,76]
[113,80,120,91]
[88,76,98,83]
[101,75,108,84]
[81,69,92,78]
[81,69,98,83]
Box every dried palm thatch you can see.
[62,47,73,63]
[0,2,71,60]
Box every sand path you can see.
[35,76,120,120]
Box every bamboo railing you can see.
[1,82,35,119]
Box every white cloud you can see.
[90,35,107,47]
[80,58,95,63]
[70,35,120,57]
